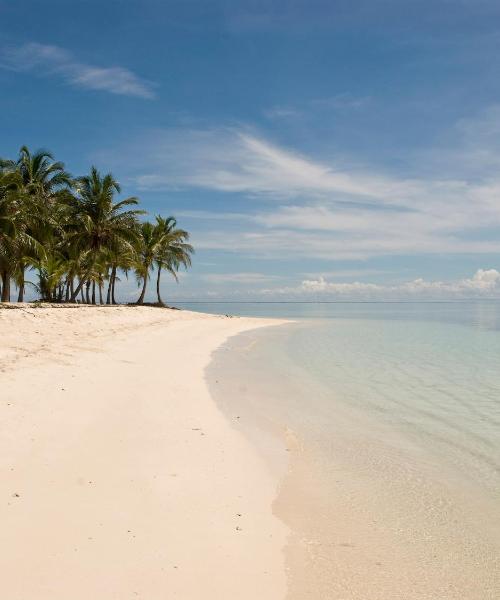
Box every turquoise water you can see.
[199,301,500,492]
[205,301,500,598]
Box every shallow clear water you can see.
[205,301,500,598]
[202,301,500,493]
[288,315,500,492]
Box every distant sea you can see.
[197,301,500,598]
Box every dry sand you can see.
[0,305,289,599]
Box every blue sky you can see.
[2,0,500,300]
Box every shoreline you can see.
[208,322,500,600]
[0,305,290,599]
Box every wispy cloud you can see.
[120,124,500,260]
[201,272,282,284]
[132,128,427,203]
[264,93,370,120]
[1,42,156,99]
[263,106,303,119]
[190,227,500,261]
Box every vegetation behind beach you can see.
[0,146,193,305]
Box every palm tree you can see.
[33,253,68,302]
[15,146,72,196]
[0,172,18,301]
[0,164,45,301]
[102,241,137,304]
[134,216,193,305]
[68,167,143,302]
[153,215,193,305]
[1,147,72,301]
[0,148,193,304]
[134,221,159,304]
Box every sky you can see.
[1,0,500,301]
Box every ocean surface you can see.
[195,301,500,599]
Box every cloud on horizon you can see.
[289,268,500,300]
[0,42,156,99]
[171,269,500,300]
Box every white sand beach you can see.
[0,305,289,600]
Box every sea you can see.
[180,301,500,598]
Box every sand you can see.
[0,305,289,600]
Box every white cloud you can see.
[164,269,500,301]
[189,228,499,260]
[267,269,500,300]
[132,128,416,200]
[105,119,500,260]
[130,127,500,213]
[1,42,155,99]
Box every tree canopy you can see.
[0,146,194,305]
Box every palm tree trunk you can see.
[156,266,164,305]
[17,263,25,302]
[137,275,148,304]
[107,265,115,304]
[85,281,91,304]
[91,281,96,305]
[70,274,89,303]
[1,271,11,302]
[111,267,117,304]
[98,283,103,305]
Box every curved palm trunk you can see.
[137,274,148,304]
[156,265,164,305]
[91,281,96,305]
[99,283,103,305]
[85,281,91,304]
[71,274,89,303]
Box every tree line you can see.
[0,146,193,304]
